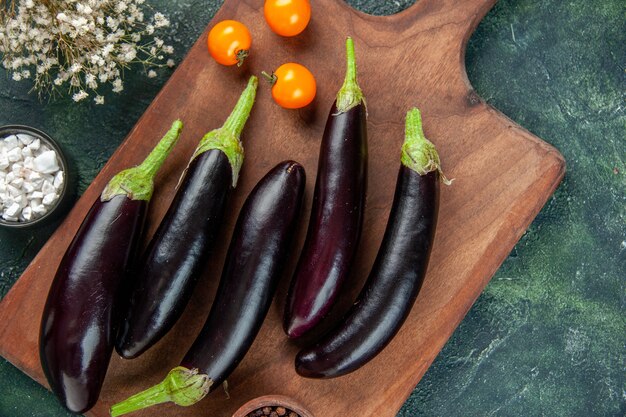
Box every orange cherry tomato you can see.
[265,63,316,109]
[264,0,311,37]
[207,20,251,66]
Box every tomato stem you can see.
[236,49,249,67]
[336,37,365,113]
[261,71,278,85]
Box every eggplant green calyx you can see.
[401,108,451,184]
[336,37,365,114]
[109,366,212,417]
[101,120,183,201]
[192,76,258,187]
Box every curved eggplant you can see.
[110,161,306,416]
[295,108,447,378]
[283,37,367,339]
[39,121,183,413]
[116,76,258,359]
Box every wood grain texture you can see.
[0,0,565,416]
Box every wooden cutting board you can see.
[0,0,565,416]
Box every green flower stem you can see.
[336,37,365,113]
[191,75,258,187]
[101,120,183,201]
[401,108,451,184]
[109,367,213,417]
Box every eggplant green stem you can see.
[191,76,258,187]
[336,37,365,113]
[401,108,451,184]
[101,120,183,201]
[109,366,212,417]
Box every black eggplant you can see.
[283,37,368,339]
[39,121,183,413]
[296,108,449,378]
[116,76,258,359]
[110,161,305,416]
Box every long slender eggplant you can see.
[296,108,449,378]
[110,161,306,416]
[116,77,258,359]
[39,121,183,413]
[283,37,367,339]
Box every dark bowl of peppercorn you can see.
[232,395,314,417]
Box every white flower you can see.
[72,90,88,102]
[2,0,174,104]
[153,13,169,28]
[106,16,119,30]
[85,73,98,89]
[116,2,128,13]
[112,78,123,93]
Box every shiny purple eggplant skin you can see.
[284,102,367,339]
[40,195,147,413]
[296,168,439,378]
[181,161,305,389]
[116,150,231,359]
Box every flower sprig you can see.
[0,0,175,104]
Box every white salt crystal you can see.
[43,193,58,206]
[54,171,64,189]
[1,134,64,222]
[21,206,32,221]
[42,180,55,195]
[5,202,20,217]
[7,184,22,197]
[23,182,35,193]
[28,171,42,188]
[10,177,24,189]
[7,147,22,162]
[17,134,34,145]
[42,173,55,183]
[28,138,40,151]
[11,162,23,175]
[3,135,18,151]
[32,204,46,214]
[33,150,59,174]
[2,213,18,222]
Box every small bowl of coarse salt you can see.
[0,125,71,229]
